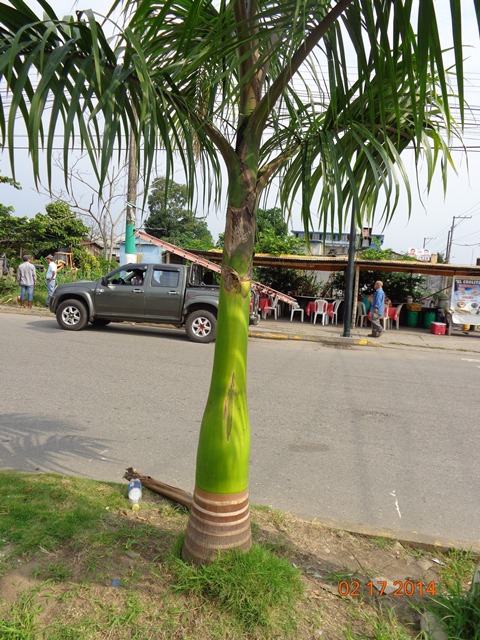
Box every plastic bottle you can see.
[128,479,142,511]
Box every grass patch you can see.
[170,542,303,636]
[0,471,126,562]
[437,548,477,591]
[345,604,415,639]
[371,536,395,550]
[32,562,72,583]
[426,583,480,639]
[0,591,42,640]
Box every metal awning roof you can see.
[190,250,480,278]
[134,230,298,304]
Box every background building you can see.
[291,230,385,256]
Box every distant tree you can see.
[145,178,214,250]
[0,168,23,257]
[255,209,300,256]
[217,207,299,254]
[0,211,34,259]
[1,201,88,261]
[251,207,317,293]
[0,170,21,190]
[329,247,428,302]
[256,207,289,237]
[358,248,412,261]
[32,201,89,257]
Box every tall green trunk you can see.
[182,165,257,564]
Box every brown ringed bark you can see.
[182,486,251,564]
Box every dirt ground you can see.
[252,509,448,638]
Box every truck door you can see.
[94,265,147,319]
[144,265,184,321]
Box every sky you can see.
[2,1,480,265]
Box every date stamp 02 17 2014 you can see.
[338,580,437,598]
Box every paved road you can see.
[1,312,479,547]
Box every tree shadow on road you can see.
[0,412,117,476]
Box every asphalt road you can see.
[1,312,479,546]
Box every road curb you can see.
[298,514,480,554]
[249,328,380,349]
[248,327,480,353]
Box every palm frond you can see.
[0,0,478,230]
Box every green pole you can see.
[125,127,137,263]
[125,218,136,262]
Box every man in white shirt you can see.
[17,255,37,308]
[45,255,58,307]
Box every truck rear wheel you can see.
[185,309,216,343]
[56,299,89,331]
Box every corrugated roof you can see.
[190,250,480,278]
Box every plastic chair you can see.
[357,302,368,327]
[331,299,343,325]
[262,296,279,320]
[312,299,329,325]
[290,304,304,322]
[382,304,403,330]
[382,309,391,331]
[392,303,403,330]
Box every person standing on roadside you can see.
[368,280,385,338]
[45,254,58,307]
[17,255,37,308]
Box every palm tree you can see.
[0,0,477,564]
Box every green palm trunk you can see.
[195,276,251,494]
[183,174,257,563]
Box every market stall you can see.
[446,278,480,335]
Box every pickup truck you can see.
[49,262,257,343]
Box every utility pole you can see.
[123,0,139,264]
[445,216,471,263]
[443,216,471,306]
[124,126,138,263]
[423,237,434,249]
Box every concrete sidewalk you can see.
[249,314,480,354]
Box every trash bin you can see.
[423,310,436,329]
[406,310,419,327]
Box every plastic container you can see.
[406,310,419,327]
[128,479,142,511]
[423,310,436,329]
[431,322,446,335]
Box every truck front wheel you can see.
[56,299,89,331]
[185,309,216,343]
